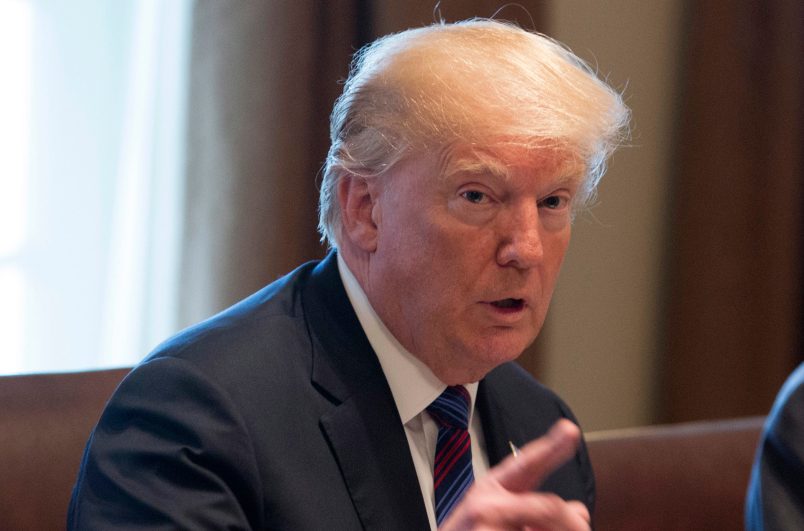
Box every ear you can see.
[338,173,380,252]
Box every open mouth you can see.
[490,298,525,310]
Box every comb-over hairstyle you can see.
[318,18,630,247]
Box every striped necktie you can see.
[427,385,474,526]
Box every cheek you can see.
[377,223,446,299]
[396,241,471,319]
[545,228,571,268]
[431,221,498,267]
[388,218,453,272]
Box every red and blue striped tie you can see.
[427,385,474,526]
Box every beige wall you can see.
[540,1,684,431]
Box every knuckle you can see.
[537,493,565,520]
[463,500,491,524]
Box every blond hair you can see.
[318,19,630,247]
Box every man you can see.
[746,363,804,530]
[69,19,628,530]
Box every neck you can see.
[337,239,372,293]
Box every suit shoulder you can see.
[142,260,320,385]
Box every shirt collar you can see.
[337,253,478,424]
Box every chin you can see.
[478,331,535,360]
[446,342,529,384]
[438,364,493,386]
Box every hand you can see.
[438,419,591,531]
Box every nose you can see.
[495,204,544,269]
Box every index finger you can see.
[490,419,581,493]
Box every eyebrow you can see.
[553,172,584,186]
[443,159,584,188]
[441,157,510,180]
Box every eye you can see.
[461,190,488,204]
[539,195,568,210]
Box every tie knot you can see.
[427,385,471,430]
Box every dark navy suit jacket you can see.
[68,252,594,530]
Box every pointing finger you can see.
[491,419,581,493]
[567,499,591,524]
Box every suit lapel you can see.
[304,254,430,531]
[477,370,530,467]
[319,389,430,531]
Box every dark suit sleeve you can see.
[68,356,264,530]
[556,400,596,514]
[746,364,804,531]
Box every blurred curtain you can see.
[178,2,355,326]
[178,0,546,337]
[662,1,804,421]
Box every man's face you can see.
[363,146,580,384]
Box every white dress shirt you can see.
[337,254,490,530]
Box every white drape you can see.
[0,0,192,374]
